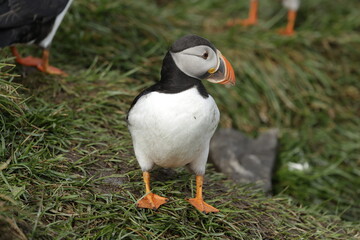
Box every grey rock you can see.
[209,128,278,193]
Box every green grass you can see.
[1,0,360,238]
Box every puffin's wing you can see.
[0,0,69,29]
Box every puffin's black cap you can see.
[170,35,217,53]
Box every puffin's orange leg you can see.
[278,10,297,36]
[10,47,67,76]
[227,0,258,27]
[36,49,68,76]
[187,175,219,213]
[11,46,42,67]
[137,171,168,210]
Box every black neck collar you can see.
[155,52,208,98]
[127,51,209,118]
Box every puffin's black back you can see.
[0,0,69,48]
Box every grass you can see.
[1,0,360,239]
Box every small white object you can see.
[287,162,310,171]
[282,0,301,11]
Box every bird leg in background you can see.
[187,175,219,213]
[137,171,168,210]
[11,46,42,67]
[278,10,297,36]
[10,47,67,76]
[36,49,68,76]
[226,0,258,27]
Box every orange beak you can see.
[206,51,236,86]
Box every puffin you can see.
[127,35,236,213]
[227,0,300,36]
[0,0,74,75]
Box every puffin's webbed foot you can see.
[11,47,67,76]
[187,175,219,213]
[226,18,257,27]
[137,193,169,210]
[226,0,258,27]
[187,197,219,213]
[36,62,68,76]
[278,10,297,36]
[14,55,42,67]
[137,171,168,210]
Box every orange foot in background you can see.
[278,10,297,36]
[11,47,67,76]
[227,0,258,27]
[278,28,296,36]
[15,56,67,76]
[137,192,169,210]
[36,62,68,76]
[187,197,219,214]
[15,56,42,67]
[226,18,257,27]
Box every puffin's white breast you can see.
[128,87,220,171]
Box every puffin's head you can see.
[169,35,236,85]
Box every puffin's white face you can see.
[170,45,235,85]
[171,45,219,80]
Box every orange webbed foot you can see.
[11,47,67,76]
[277,28,296,36]
[187,197,219,214]
[278,10,297,36]
[13,55,67,76]
[137,192,169,210]
[240,19,257,27]
[227,0,258,27]
[239,18,257,26]
[226,18,257,27]
[187,175,219,213]
[36,63,68,76]
[15,56,43,67]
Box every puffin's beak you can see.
[206,50,236,86]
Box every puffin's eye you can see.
[202,52,209,59]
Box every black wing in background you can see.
[0,0,68,28]
[0,0,69,47]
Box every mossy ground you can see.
[1,0,359,239]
